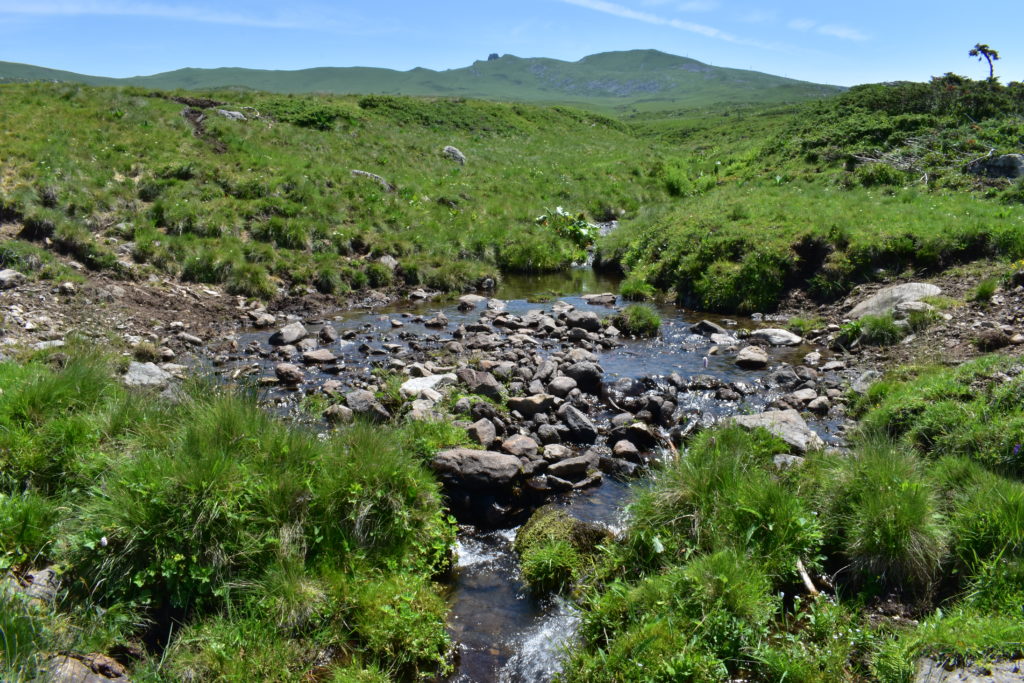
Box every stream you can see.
[226,268,847,682]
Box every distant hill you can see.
[0,49,842,113]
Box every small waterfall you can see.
[497,597,581,683]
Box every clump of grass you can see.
[787,316,824,337]
[971,277,999,304]
[612,304,661,337]
[514,506,607,594]
[618,272,655,300]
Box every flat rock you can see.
[345,389,391,423]
[269,321,307,346]
[691,319,728,336]
[431,448,522,491]
[914,656,1024,682]
[547,376,577,398]
[565,310,602,332]
[507,394,558,418]
[547,452,598,481]
[557,404,598,444]
[501,434,539,458]
[123,362,172,388]
[735,345,769,369]
[582,293,616,305]
[749,328,803,346]
[0,269,26,289]
[456,367,503,400]
[302,349,337,365]
[849,283,941,319]
[400,373,456,399]
[729,409,825,454]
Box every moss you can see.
[514,505,611,594]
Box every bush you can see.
[612,304,661,337]
[971,277,999,304]
[619,273,655,300]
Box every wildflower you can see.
[99,536,108,547]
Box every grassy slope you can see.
[0,82,668,297]
[564,356,1024,682]
[600,77,1024,312]
[0,50,843,114]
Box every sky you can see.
[1,1,1022,87]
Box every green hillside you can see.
[0,50,842,113]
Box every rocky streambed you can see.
[168,272,863,681]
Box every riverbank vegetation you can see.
[561,355,1024,681]
[0,345,465,681]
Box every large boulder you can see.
[728,409,825,454]
[849,283,941,319]
[966,153,1024,179]
[562,362,603,394]
[565,311,602,332]
[431,448,522,491]
[748,328,803,346]
[443,145,466,165]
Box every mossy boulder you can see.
[514,505,612,594]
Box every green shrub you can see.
[971,277,999,304]
[520,539,580,593]
[612,304,661,337]
[859,313,905,346]
[226,262,277,300]
[855,162,907,187]
[619,273,655,300]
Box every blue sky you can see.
[0,1,1021,86]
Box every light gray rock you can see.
[501,434,539,458]
[849,283,941,319]
[274,362,304,385]
[565,311,602,332]
[123,362,172,388]
[729,409,825,454]
[507,394,558,418]
[33,340,65,351]
[773,454,805,470]
[270,321,307,346]
[345,389,391,422]
[443,145,466,165]
[749,328,803,346]
[216,109,247,120]
[582,293,616,305]
[691,319,728,336]
[456,367,503,400]
[966,153,1024,179]
[547,376,577,398]
[431,448,522,490]
[915,656,1024,682]
[467,418,497,448]
[547,452,598,481]
[399,373,456,399]
[302,349,337,365]
[0,269,26,289]
[852,370,882,394]
[735,345,769,369]
[323,404,353,424]
[41,654,122,683]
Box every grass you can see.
[563,356,1024,681]
[611,304,661,337]
[0,346,464,681]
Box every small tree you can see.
[969,43,1000,80]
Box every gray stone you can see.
[443,145,466,165]
[562,362,603,394]
[915,656,1024,682]
[302,349,337,365]
[807,396,831,414]
[691,319,728,336]
[565,310,602,332]
[547,452,598,481]
[966,153,1024,179]
[749,328,803,346]
[378,254,399,271]
[217,108,247,120]
[270,321,307,346]
[547,376,577,398]
[0,269,26,289]
[582,293,617,305]
[318,325,338,342]
[612,439,640,459]
[345,389,391,423]
[501,434,539,457]
[456,367,503,400]
[788,388,818,405]
[41,655,121,683]
[467,418,497,448]
[33,340,65,351]
[507,394,558,418]
[275,362,304,385]
[773,454,805,470]
[852,370,882,394]
[849,283,941,319]
[543,444,573,462]
[323,404,354,424]
[729,409,825,454]
[123,362,172,388]
[558,404,598,444]
[399,373,456,399]
[735,345,769,369]
[431,448,522,490]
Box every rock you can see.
[302,349,337,365]
[852,370,882,394]
[431,448,522,490]
[123,362,172,388]
[691,319,728,336]
[345,390,391,422]
[323,404,354,424]
[582,293,617,305]
[216,108,247,120]
[456,367,503,400]
[788,388,818,405]
[547,376,577,398]
[399,373,456,399]
[4,566,60,605]
[914,656,1024,682]
[515,505,611,557]
[807,396,831,414]
[501,434,539,458]
[557,404,598,444]
[41,654,126,683]
[804,351,822,366]
[467,418,497,448]
[966,153,1024,179]
[270,321,307,346]
[458,294,486,310]
[58,281,77,295]
[565,311,602,332]
[547,452,598,481]
[508,394,558,418]
[296,338,318,352]
[607,422,659,452]
[33,340,65,351]
[976,328,1011,351]
[443,145,466,165]
[749,328,803,346]
[729,409,825,454]
[351,169,395,192]
[562,362,603,394]
[735,345,769,369]
[378,254,399,271]
[849,283,941,319]
[612,439,640,460]
[274,362,304,385]
[322,379,343,396]
[0,269,26,289]
[773,454,805,470]
[318,325,338,343]
[543,444,573,462]
[252,312,276,328]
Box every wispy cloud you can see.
[0,1,319,29]
[787,16,867,41]
[559,0,773,47]
[738,9,775,24]
[816,24,868,41]
[676,1,717,11]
